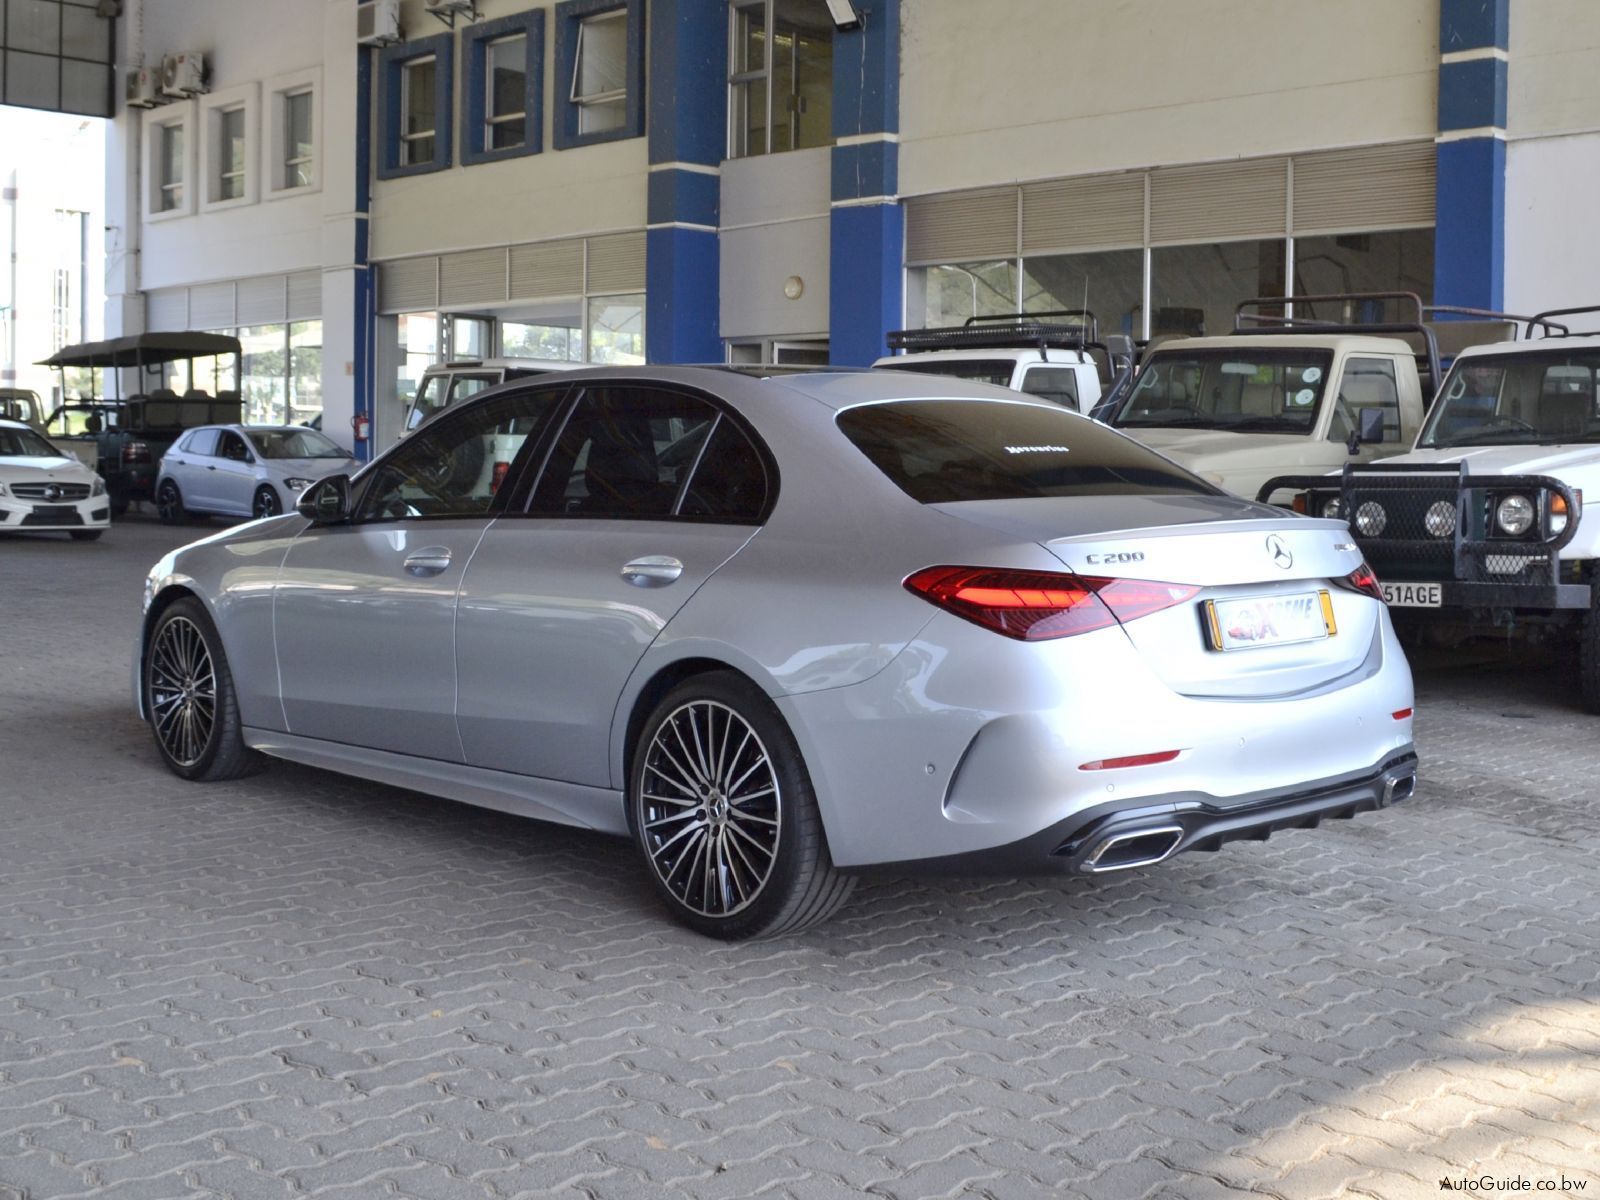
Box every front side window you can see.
[285,90,314,187]
[158,122,184,211]
[217,106,246,200]
[1327,357,1401,444]
[839,399,1219,505]
[1113,349,1333,436]
[360,391,558,522]
[217,432,252,462]
[401,57,437,166]
[728,0,834,159]
[486,35,528,149]
[530,388,718,518]
[1420,351,1600,449]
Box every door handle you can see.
[404,547,453,576]
[207,465,217,471]
[621,556,683,587]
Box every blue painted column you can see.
[1434,0,1509,310]
[645,0,724,364]
[829,0,901,366]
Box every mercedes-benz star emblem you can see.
[43,484,62,501]
[1266,533,1293,570]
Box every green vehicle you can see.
[40,333,243,515]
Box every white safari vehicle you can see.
[1106,294,1442,502]
[1265,306,1600,710]
[874,312,1135,416]
[402,357,581,435]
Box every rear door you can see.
[454,386,770,789]
[175,428,221,508]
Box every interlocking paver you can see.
[2,517,1598,1200]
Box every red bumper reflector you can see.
[1080,750,1182,772]
[1392,708,1413,720]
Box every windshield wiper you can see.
[1116,414,1217,429]
[1428,431,1541,449]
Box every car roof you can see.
[1454,333,1600,360]
[426,357,585,372]
[874,349,1076,366]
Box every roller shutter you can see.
[378,257,439,314]
[287,271,321,320]
[905,188,1019,266]
[189,282,237,330]
[237,276,287,325]
[440,248,509,308]
[509,238,585,299]
[1292,142,1435,235]
[1149,158,1288,245]
[145,288,188,331]
[585,231,647,294]
[1022,174,1145,255]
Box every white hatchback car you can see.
[0,417,110,540]
[156,424,359,523]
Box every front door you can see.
[273,388,561,759]
[455,386,772,789]
[212,430,258,515]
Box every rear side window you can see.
[876,359,1017,388]
[530,387,717,518]
[679,417,770,522]
[836,399,1218,504]
[181,429,219,455]
[1019,367,1080,408]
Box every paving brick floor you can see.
[2,517,1597,1199]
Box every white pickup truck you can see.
[1264,308,1600,711]
[873,312,1134,416]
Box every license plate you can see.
[31,505,76,519]
[1381,582,1442,608]
[1204,591,1334,652]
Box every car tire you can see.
[156,479,189,525]
[69,530,103,541]
[253,486,283,520]
[144,597,265,782]
[1580,578,1600,714]
[629,671,854,940]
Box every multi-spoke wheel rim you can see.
[639,701,781,918]
[254,489,280,519]
[148,616,217,768]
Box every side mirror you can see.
[1357,407,1386,445]
[296,474,351,523]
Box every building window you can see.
[379,34,453,178]
[284,90,314,187]
[553,0,643,150]
[158,121,184,212]
[586,293,645,364]
[728,0,834,159]
[217,106,246,199]
[461,10,543,165]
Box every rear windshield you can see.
[876,359,1017,388]
[836,399,1218,504]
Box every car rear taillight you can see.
[903,566,1200,642]
[122,441,152,464]
[1336,562,1385,602]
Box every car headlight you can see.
[92,475,106,497]
[1424,500,1457,538]
[1355,501,1387,537]
[1322,497,1345,520]
[284,477,314,493]
[1496,494,1535,537]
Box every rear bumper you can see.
[846,751,1418,876]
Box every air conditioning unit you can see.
[160,51,206,98]
[125,65,161,108]
[356,0,402,46]
[424,0,478,26]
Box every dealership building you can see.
[87,0,1599,450]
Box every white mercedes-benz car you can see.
[0,418,110,540]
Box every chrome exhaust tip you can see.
[1381,771,1417,806]
[1082,824,1185,873]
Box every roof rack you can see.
[887,313,1099,355]
[1526,305,1600,339]
[1231,292,1441,395]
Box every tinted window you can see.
[877,359,1016,388]
[358,391,556,522]
[837,399,1218,504]
[1327,358,1402,444]
[218,432,251,461]
[1114,349,1334,435]
[406,374,447,430]
[1019,366,1080,409]
[679,418,770,522]
[530,388,716,518]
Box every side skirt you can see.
[242,728,630,836]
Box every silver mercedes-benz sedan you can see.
[136,367,1417,939]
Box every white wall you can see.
[718,148,830,341]
[1509,0,1600,139]
[898,0,1438,196]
